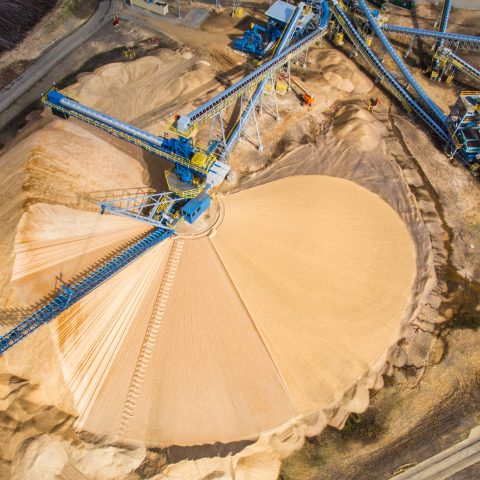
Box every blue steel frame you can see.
[0,228,172,355]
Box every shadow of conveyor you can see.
[154,438,254,464]
[410,0,433,65]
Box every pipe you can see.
[57,96,166,149]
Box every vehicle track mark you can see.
[117,239,184,436]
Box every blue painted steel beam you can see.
[0,228,172,355]
[383,25,480,45]
[47,88,166,149]
[356,0,447,124]
[437,0,452,49]
[330,0,451,145]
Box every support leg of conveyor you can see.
[260,75,280,122]
[239,93,264,151]
[209,112,227,151]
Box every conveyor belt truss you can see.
[435,48,480,84]
[0,228,172,355]
[383,25,480,51]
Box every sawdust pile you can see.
[314,48,374,94]
[1,175,418,479]
[333,104,387,152]
[0,40,430,479]
[8,176,416,444]
[65,50,221,133]
[0,119,147,308]
[11,204,150,306]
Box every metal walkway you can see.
[0,228,172,355]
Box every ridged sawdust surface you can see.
[12,204,151,306]
[49,175,416,447]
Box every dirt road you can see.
[0,0,117,131]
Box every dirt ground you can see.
[0,1,479,479]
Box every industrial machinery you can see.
[291,76,315,106]
[42,87,227,227]
[233,23,277,58]
[233,0,315,58]
[446,92,480,174]
[330,0,480,174]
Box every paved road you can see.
[390,426,480,480]
[0,0,117,131]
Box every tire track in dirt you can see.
[117,238,185,437]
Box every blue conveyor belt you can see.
[330,0,450,144]
[0,228,172,355]
[383,25,480,45]
[42,89,215,177]
[271,2,307,56]
[46,88,166,149]
[437,0,452,49]
[356,0,447,125]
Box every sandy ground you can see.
[0,2,477,479]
